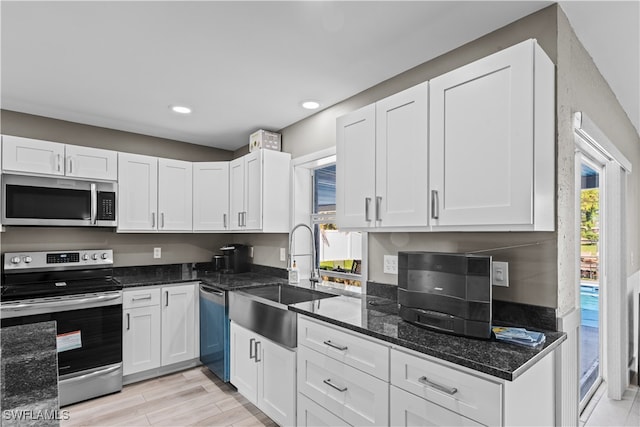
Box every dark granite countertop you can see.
[289,294,566,382]
[1,321,60,426]
[114,264,288,291]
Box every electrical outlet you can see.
[153,247,161,259]
[249,246,254,258]
[280,248,286,262]
[492,261,509,287]
[383,255,398,275]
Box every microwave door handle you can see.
[90,183,98,224]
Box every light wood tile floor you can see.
[61,367,278,427]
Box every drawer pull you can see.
[323,340,348,351]
[323,379,347,392]
[418,376,458,395]
[132,295,152,301]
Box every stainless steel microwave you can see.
[2,174,117,227]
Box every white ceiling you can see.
[1,1,638,151]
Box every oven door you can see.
[1,292,123,376]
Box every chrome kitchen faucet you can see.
[288,223,320,286]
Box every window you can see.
[312,164,362,290]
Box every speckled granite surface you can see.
[114,263,288,291]
[1,322,60,426]
[289,294,566,381]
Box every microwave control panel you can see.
[97,192,116,221]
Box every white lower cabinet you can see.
[297,345,389,426]
[297,315,556,427]
[123,283,198,377]
[161,284,197,365]
[123,293,161,375]
[297,393,350,427]
[230,322,296,427]
[297,316,390,427]
[390,385,482,427]
[390,348,502,426]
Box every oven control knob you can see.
[10,256,21,265]
[101,253,109,260]
[23,256,32,264]
[92,253,99,260]
[82,253,90,261]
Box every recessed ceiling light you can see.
[301,101,320,110]
[170,105,192,114]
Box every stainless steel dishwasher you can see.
[199,283,229,382]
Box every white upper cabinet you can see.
[65,144,118,181]
[336,104,376,229]
[336,39,554,232]
[375,82,429,227]
[229,149,290,233]
[193,162,230,231]
[2,135,117,180]
[337,82,429,230]
[158,158,193,231]
[2,135,65,176]
[118,153,158,231]
[429,39,554,231]
[118,153,193,232]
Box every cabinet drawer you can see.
[390,348,502,426]
[297,393,351,427]
[298,316,389,380]
[123,288,161,309]
[298,345,388,427]
[390,385,482,427]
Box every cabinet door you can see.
[2,135,65,175]
[161,284,196,365]
[298,393,351,427]
[230,322,259,404]
[193,162,230,231]
[336,104,376,229]
[158,158,193,231]
[123,305,161,375]
[258,338,296,427]
[390,386,482,427]
[117,153,158,231]
[65,145,118,180]
[429,40,534,227]
[375,82,429,227]
[229,157,245,230]
[297,345,389,426]
[243,151,262,230]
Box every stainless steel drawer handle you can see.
[418,376,458,395]
[249,338,255,360]
[323,340,348,351]
[223,213,228,229]
[165,291,169,306]
[375,196,382,221]
[323,379,347,392]
[132,295,152,301]
[126,313,130,330]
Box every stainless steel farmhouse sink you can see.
[229,284,336,348]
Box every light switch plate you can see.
[383,255,398,275]
[153,247,161,259]
[492,261,509,287]
[280,248,286,262]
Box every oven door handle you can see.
[60,363,122,383]
[1,293,122,312]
